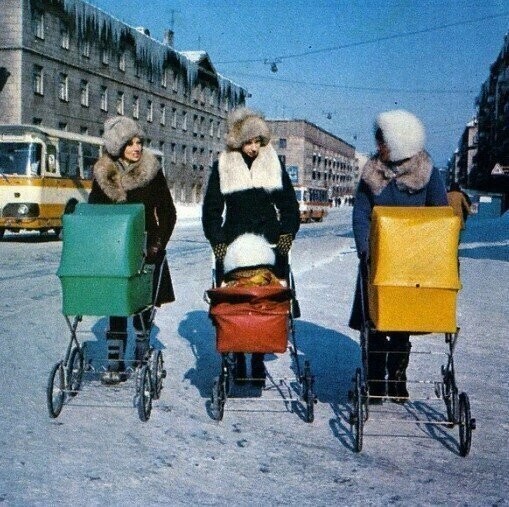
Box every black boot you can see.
[101,331,128,385]
[233,353,246,383]
[387,334,411,404]
[367,332,387,404]
[251,353,266,387]
[134,335,150,367]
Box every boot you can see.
[367,332,387,404]
[134,335,150,367]
[387,335,411,404]
[233,353,246,383]
[101,331,128,385]
[251,353,266,387]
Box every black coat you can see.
[89,151,176,305]
[202,145,300,247]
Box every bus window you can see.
[59,139,80,178]
[82,142,100,180]
[46,144,57,173]
[0,142,41,176]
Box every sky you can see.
[88,0,509,166]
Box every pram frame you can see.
[46,254,167,422]
[349,253,475,455]
[208,252,316,422]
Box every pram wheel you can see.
[137,365,153,422]
[301,360,316,423]
[458,392,474,457]
[349,367,364,452]
[441,367,457,427]
[149,349,165,400]
[67,346,84,397]
[47,361,65,418]
[211,377,226,421]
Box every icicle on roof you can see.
[43,0,245,100]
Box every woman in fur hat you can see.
[349,109,448,404]
[89,116,177,384]
[202,107,300,385]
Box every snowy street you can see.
[0,206,508,505]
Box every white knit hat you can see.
[226,107,271,150]
[102,116,145,157]
[375,110,426,162]
[223,233,275,274]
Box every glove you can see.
[277,234,293,255]
[146,238,163,264]
[212,243,228,261]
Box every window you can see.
[116,91,124,115]
[133,96,139,119]
[192,146,197,169]
[59,73,68,102]
[118,52,126,71]
[209,119,214,137]
[171,108,177,128]
[82,40,90,58]
[59,139,79,178]
[279,138,287,149]
[101,48,109,65]
[134,60,141,78]
[33,117,43,125]
[82,142,100,179]
[171,143,176,163]
[172,72,178,92]
[182,145,187,164]
[33,65,44,95]
[193,114,198,136]
[58,122,68,131]
[209,150,214,168]
[100,86,108,111]
[147,100,153,122]
[200,116,205,137]
[160,104,166,126]
[60,25,70,50]
[33,10,44,40]
[216,121,221,139]
[80,80,89,107]
[182,111,187,131]
[161,68,168,88]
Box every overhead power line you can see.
[230,71,478,95]
[216,12,509,65]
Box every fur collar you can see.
[218,144,282,195]
[361,150,433,196]
[93,150,160,202]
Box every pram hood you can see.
[223,233,275,274]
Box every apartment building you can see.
[268,119,358,203]
[0,0,246,203]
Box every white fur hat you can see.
[223,233,275,274]
[226,107,271,150]
[375,109,426,162]
[103,116,145,157]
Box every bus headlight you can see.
[2,202,40,218]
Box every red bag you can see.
[207,285,292,353]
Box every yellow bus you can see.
[0,124,163,239]
[0,125,101,238]
[294,185,330,223]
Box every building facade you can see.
[268,119,357,203]
[0,0,246,203]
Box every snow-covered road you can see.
[0,207,508,505]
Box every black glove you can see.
[277,234,293,255]
[146,238,163,264]
[212,243,228,261]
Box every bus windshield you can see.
[0,142,42,176]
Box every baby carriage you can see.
[205,235,316,422]
[349,206,475,455]
[46,204,166,422]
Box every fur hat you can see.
[102,116,145,157]
[226,107,271,150]
[223,233,275,274]
[375,110,426,162]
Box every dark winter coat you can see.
[89,150,177,305]
[349,150,448,330]
[202,144,300,247]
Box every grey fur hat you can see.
[226,107,271,150]
[375,109,426,162]
[102,116,145,157]
[223,233,275,274]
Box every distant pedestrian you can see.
[349,109,448,404]
[89,116,177,384]
[447,182,471,230]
